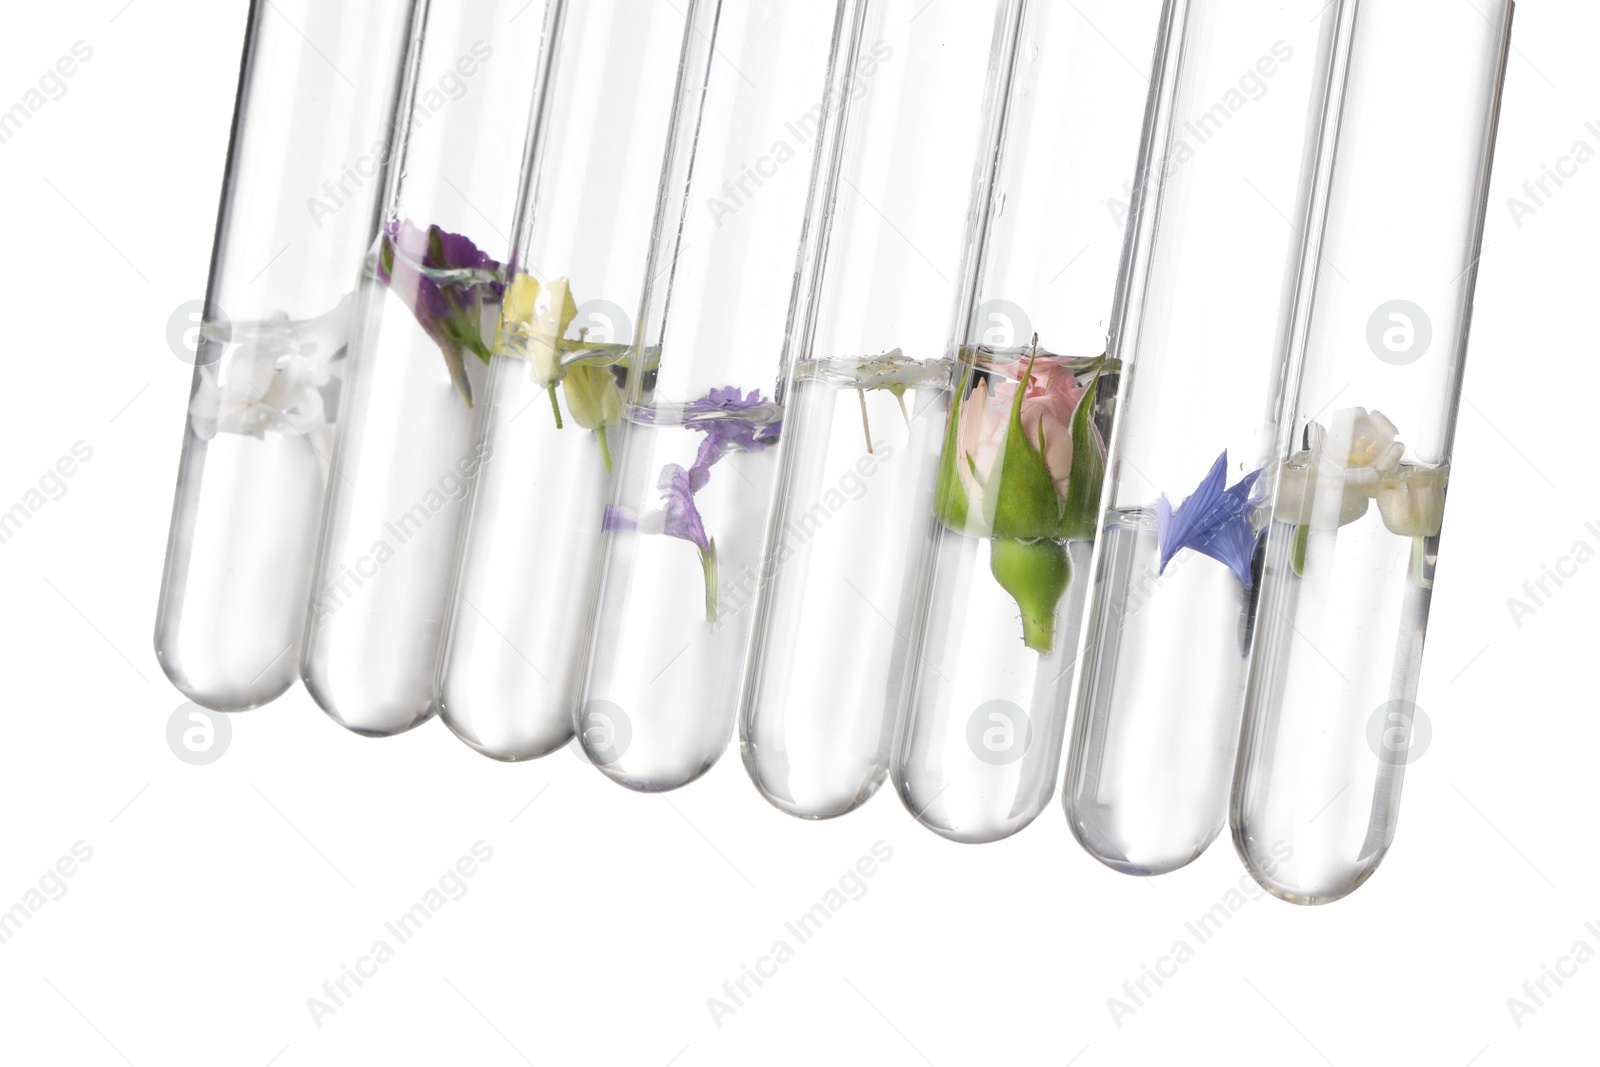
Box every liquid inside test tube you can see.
[435,0,688,761]
[300,0,549,736]
[155,1,417,711]
[893,0,1161,843]
[575,0,846,791]
[739,0,1016,820]
[1232,0,1512,904]
[1063,0,1341,875]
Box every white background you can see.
[1,1,1596,1064]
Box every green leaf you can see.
[1059,374,1105,541]
[933,366,972,531]
[990,351,1063,539]
[990,537,1071,654]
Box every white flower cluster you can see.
[188,296,352,460]
[1274,407,1447,537]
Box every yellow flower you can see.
[493,273,577,387]
[564,362,623,432]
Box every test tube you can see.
[894,0,1163,844]
[574,0,850,792]
[738,0,1023,820]
[434,0,690,762]
[154,0,419,711]
[1232,0,1512,904]
[300,0,553,737]
[1061,0,1344,874]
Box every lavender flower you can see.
[1155,451,1263,590]
[603,387,779,622]
[376,219,503,406]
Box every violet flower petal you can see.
[1155,450,1264,589]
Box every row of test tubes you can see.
[155,0,1512,904]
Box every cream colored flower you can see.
[1376,464,1449,537]
[1273,408,1405,529]
[493,273,578,387]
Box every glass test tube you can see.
[575,0,849,792]
[894,0,1163,844]
[300,0,552,737]
[1232,0,1512,904]
[1062,0,1343,875]
[154,0,418,711]
[738,0,1023,820]
[435,0,690,761]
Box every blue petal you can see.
[1157,452,1227,574]
[1156,452,1263,589]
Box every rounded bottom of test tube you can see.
[301,666,438,738]
[438,695,573,762]
[893,772,1047,845]
[156,648,298,713]
[579,735,726,793]
[741,743,888,820]
[1231,825,1389,906]
[1064,795,1223,876]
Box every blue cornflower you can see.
[1155,451,1263,589]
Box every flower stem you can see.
[857,388,873,454]
[701,539,719,625]
[547,382,564,429]
[1411,535,1432,589]
[595,425,613,473]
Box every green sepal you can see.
[1291,524,1309,576]
[990,537,1071,654]
[989,350,1063,539]
[933,366,972,532]
[1058,374,1105,541]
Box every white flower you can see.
[188,297,350,458]
[1376,464,1449,537]
[1273,408,1405,529]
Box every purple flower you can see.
[605,386,780,622]
[1155,451,1263,589]
[376,219,503,405]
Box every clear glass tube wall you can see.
[1062,0,1343,875]
[435,0,690,761]
[894,0,1163,844]
[575,0,849,792]
[738,0,1022,821]
[154,0,418,712]
[300,0,552,737]
[1233,0,1512,904]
